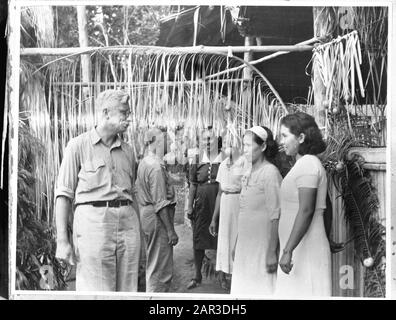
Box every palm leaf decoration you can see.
[337,153,378,260]
[322,131,385,297]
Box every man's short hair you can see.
[95,90,130,112]
[144,127,163,146]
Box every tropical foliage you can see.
[22,6,171,49]
[16,122,67,290]
[321,113,386,297]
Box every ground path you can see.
[66,223,229,295]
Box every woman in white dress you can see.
[209,138,246,290]
[276,112,331,297]
[231,126,282,296]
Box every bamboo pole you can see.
[243,36,254,127]
[51,79,248,86]
[243,37,255,81]
[1,78,7,190]
[206,36,322,80]
[76,5,92,130]
[77,6,91,92]
[20,44,315,56]
[7,0,21,298]
[77,6,91,79]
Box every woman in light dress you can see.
[276,112,331,297]
[209,137,246,290]
[231,126,282,296]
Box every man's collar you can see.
[90,127,101,145]
[112,135,122,149]
[90,127,122,149]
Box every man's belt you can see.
[222,190,241,195]
[84,200,133,207]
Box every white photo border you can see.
[7,0,395,300]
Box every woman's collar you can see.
[202,151,222,163]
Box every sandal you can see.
[187,278,202,290]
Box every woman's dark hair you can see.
[251,126,278,160]
[280,112,326,155]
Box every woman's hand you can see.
[209,220,218,237]
[266,250,278,273]
[279,250,293,274]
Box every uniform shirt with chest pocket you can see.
[55,128,136,204]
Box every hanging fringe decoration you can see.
[21,48,287,224]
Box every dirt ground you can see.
[66,222,228,295]
[169,223,228,294]
[65,182,229,295]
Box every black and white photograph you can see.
[3,0,395,300]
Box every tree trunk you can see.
[76,6,92,107]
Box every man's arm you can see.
[158,206,178,246]
[54,140,80,265]
[149,165,178,246]
[186,183,197,219]
[55,196,75,265]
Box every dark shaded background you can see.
[157,6,314,103]
[0,0,8,299]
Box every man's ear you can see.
[103,108,109,119]
[298,133,306,144]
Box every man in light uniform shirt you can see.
[55,89,141,292]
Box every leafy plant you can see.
[322,129,385,297]
[16,122,67,290]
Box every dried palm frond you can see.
[21,6,55,48]
[312,31,365,116]
[311,8,387,146]
[20,44,287,230]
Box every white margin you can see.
[8,0,395,300]
[388,0,396,300]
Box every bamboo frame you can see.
[7,0,21,299]
[313,30,358,52]
[206,36,324,80]
[51,79,249,86]
[20,44,315,56]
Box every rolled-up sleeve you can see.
[149,166,172,214]
[55,140,80,200]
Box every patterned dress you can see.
[231,162,282,296]
[189,153,222,250]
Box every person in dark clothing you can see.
[186,127,222,289]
